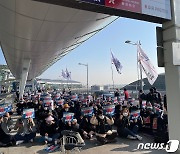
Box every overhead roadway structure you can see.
[0,0,118,80]
[0,0,118,97]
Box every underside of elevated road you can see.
[0,0,118,81]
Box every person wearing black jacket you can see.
[58,104,71,119]
[16,100,25,115]
[79,116,95,139]
[39,115,60,144]
[114,89,120,100]
[153,87,162,108]
[116,108,142,140]
[0,116,15,146]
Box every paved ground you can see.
[0,130,166,154]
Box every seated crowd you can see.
[0,88,168,150]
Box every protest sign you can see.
[103,105,115,116]
[56,99,64,106]
[81,106,93,116]
[130,110,141,120]
[23,108,35,119]
[63,112,74,123]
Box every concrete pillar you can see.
[19,59,31,99]
[163,0,180,152]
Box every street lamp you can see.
[125,40,144,91]
[78,63,89,95]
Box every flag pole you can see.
[137,41,143,91]
[111,64,115,91]
[110,49,115,91]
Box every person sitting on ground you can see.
[59,103,71,120]
[116,108,142,140]
[129,110,143,133]
[39,115,60,144]
[62,119,85,145]
[79,116,95,139]
[14,117,36,145]
[1,112,13,134]
[0,116,16,147]
[90,109,117,144]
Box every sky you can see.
[0,17,164,86]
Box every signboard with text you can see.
[80,0,171,20]
[105,0,142,13]
[141,0,171,20]
[80,0,105,5]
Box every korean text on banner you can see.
[63,112,74,123]
[103,105,115,116]
[81,106,94,116]
[23,108,35,119]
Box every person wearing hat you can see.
[39,115,60,144]
[58,103,71,120]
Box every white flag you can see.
[111,52,123,74]
[137,44,158,85]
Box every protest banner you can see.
[143,116,151,124]
[56,99,64,106]
[23,108,35,119]
[44,96,52,100]
[87,95,93,102]
[103,105,115,116]
[71,95,78,101]
[63,112,74,123]
[0,103,13,116]
[130,110,141,120]
[43,100,53,107]
[153,117,158,130]
[142,100,146,108]
[81,106,93,116]
[0,106,6,116]
[113,97,118,104]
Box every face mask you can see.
[46,121,52,125]
[99,115,104,119]
[35,102,38,104]
[44,107,48,110]
[123,112,128,117]
[65,108,69,112]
